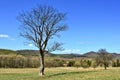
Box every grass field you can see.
[0,67,120,80]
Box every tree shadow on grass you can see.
[47,70,95,78]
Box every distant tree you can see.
[91,60,98,69]
[67,61,75,67]
[97,49,113,70]
[81,60,90,68]
[17,5,67,76]
[113,59,120,67]
[87,60,92,67]
[74,60,81,69]
[112,60,117,67]
[116,59,120,67]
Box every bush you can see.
[91,61,98,69]
[67,61,75,67]
[45,59,65,68]
[112,59,120,67]
[74,60,81,68]
[81,60,90,68]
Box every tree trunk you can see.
[104,63,107,70]
[39,50,45,76]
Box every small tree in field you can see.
[74,60,81,69]
[17,5,67,76]
[81,60,90,68]
[97,49,113,70]
[91,61,98,69]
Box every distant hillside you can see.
[0,49,83,58]
[83,51,120,59]
[83,51,99,58]
[16,50,39,56]
[16,50,56,57]
[0,49,120,59]
[56,53,86,58]
[111,53,120,59]
[16,50,83,58]
[16,50,97,58]
[0,49,17,55]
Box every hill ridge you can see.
[0,49,120,59]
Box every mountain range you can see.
[0,49,120,59]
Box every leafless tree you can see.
[17,5,67,76]
[97,49,113,70]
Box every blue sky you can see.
[0,0,120,54]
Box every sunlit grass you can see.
[0,67,120,80]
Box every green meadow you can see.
[0,67,120,80]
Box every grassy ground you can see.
[0,67,120,80]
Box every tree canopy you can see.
[17,5,68,76]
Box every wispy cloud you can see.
[62,49,80,54]
[0,34,16,40]
[28,44,34,47]
[0,34,9,38]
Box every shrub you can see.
[67,61,75,67]
[91,61,98,69]
[74,60,81,68]
[81,60,90,68]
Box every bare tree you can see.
[17,5,67,76]
[97,49,113,70]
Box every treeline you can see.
[0,55,120,68]
[0,55,39,68]
[112,59,120,67]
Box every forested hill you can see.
[16,50,56,57]
[0,49,17,55]
[0,49,120,59]
[17,50,39,56]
